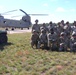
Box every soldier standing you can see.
[72,21,76,32]
[32,19,40,34]
[64,21,71,37]
[48,21,55,33]
[57,22,63,37]
[40,23,48,33]
[64,21,72,47]
[61,20,65,26]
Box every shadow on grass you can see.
[0,42,13,51]
[40,47,71,53]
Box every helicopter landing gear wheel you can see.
[28,28,29,30]
[21,28,23,30]
[11,28,14,31]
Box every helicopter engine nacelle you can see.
[22,15,32,28]
[22,15,31,22]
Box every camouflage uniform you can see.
[60,20,65,26]
[37,29,48,49]
[71,21,76,33]
[72,24,76,33]
[32,19,40,34]
[64,22,71,37]
[47,29,58,50]
[57,22,64,37]
[70,32,76,52]
[58,32,68,51]
[63,22,72,47]
[47,21,55,33]
[40,23,48,33]
[31,30,39,48]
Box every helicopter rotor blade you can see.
[19,9,49,16]
[11,15,24,18]
[19,9,29,16]
[1,9,18,15]
[29,14,48,16]
[11,14,48,18]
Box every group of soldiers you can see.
[30,19,76,52]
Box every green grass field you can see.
[0,32,76,75]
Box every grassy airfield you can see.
[0,32,76,75]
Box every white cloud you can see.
[43,3,48,7]
[69,9,76,12]
[0,5,4,9]
[50,0,58,2]
[65,0,70,3]
[56,7,76,13]
[56,7,66,12]
[49,13,55,17]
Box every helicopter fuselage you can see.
[0,10,32,30]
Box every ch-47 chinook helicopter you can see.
[0,9,48,30]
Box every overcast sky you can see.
[0,0,76,23]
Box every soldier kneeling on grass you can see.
[47,28,58,51]
[30,30,39,49]
[70,32,76,52]
[37,29,48,49]
[58,32,68,51]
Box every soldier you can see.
[40,23,48,33]
[37,29,48,49]
[47,29,58,50]
[70,32,76,52]
[64,21,71,36]
[57,22,64,37]
[57,22,62,37]
[72,21,76,32]
[63,21,72,47]
[30,30,39,49]
[61,20,65,26]
[48,21,55,33]
[58,32,68,51]
[58,20,65,32]
[32,19,40,34]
